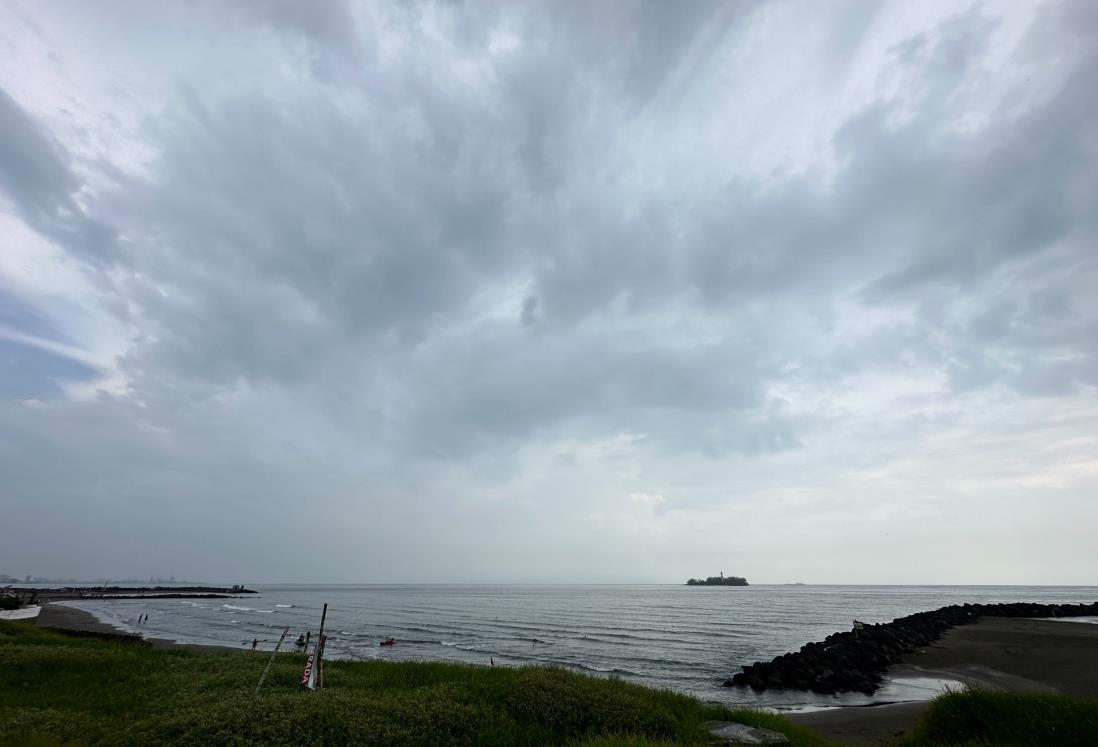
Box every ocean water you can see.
[64,584,1098,709]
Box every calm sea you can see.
[64,584,1098,708]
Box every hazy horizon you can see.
[7,577,1098,588]
[2,1,1096,585]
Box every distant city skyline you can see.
[1,0,1096,585]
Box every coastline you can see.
[787,616,1098,744]
[36,603,242,654]
[20,602,1098,744]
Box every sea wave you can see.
[561,661,638,677]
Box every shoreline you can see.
[787,616,1098,744]
[36,603,244,653]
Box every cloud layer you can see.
[1,0,1095,583]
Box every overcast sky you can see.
[1,1,1095,585]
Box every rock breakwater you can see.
[724,601,1098,695]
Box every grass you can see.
[0,621,830,746]
[897,687,1098,747]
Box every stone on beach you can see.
[705,720,789,744]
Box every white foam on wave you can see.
[275,604,294,608]
[1045,615,1098,625]
[222,604,253,612]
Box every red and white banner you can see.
[300,648,317,689]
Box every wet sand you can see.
[787,617,1098,745]
[36,604,242,653]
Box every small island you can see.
[686,572,748,586]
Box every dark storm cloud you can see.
[395,323,786,457]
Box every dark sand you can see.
[36,604,136,637]
[788,617,1098,745]
[36,604,242,653]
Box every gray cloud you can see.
[0,86,78,226]
[0,0,1095,582]
[0,86,116,262]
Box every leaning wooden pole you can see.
[255,626,290,695]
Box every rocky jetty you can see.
[724,601,1098,695]
[2,585,257,605]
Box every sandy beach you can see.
[36,604,242,653]
[788,617,1098,744]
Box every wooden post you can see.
[255,627,290,695]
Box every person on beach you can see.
[251,638,258,651]
[306,631,311,645]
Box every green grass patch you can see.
[898,688,1098,747]
[0,621,826,746]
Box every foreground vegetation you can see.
[4,622,1097,746]
[898,687,1098,747]
[0,622,825,746]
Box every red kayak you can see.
[380,638,396,647]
